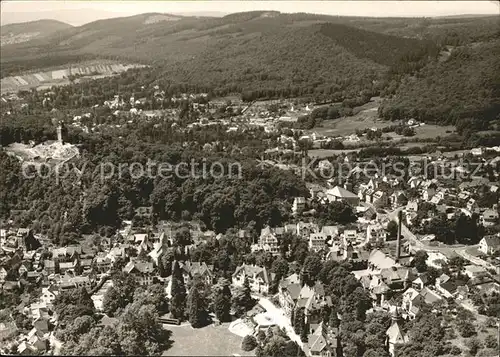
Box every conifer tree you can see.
[300,320,309,342]
[214,278,232,322]
[329,308,340,328]
[187,284,203,327]
[294,308,305,335]
[170,260,186,320]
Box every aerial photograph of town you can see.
[0,0,499,356]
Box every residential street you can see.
[255,296,307,353]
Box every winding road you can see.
[253,296,307,353]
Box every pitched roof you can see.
[182,261,214,277]
[123,260,154,274]
[369,250,396,270]
[308,323,329,353]
[232,264,272,284]
[282,283,302,301]
[372,281,390,294]
[99,315,119,327]
[419,287,442,304]
[303,283,331,312]
[438,273,450,284]
[327,186,358,199]
[482,235,500,247]
[281,273,301,285]
[403,287,420,302]
[386,321,408,344]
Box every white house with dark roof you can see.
[479,235,500,255]
[292,197,306,215]
[40,285,59,307]
[181,261,215,286]
[309,233,327,252]
[232,264,274,294]
[123,260,154,285]
[278,274,302,318]
[258,226,280,255]
[297,222,319,238]
[366,223,387,244]
[406,200,419,212]
[481,209,499,227]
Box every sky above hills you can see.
[1,0,499,26]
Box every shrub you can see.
[458,321,477,338]
[241,335,258,351]
[484,334,498,349]
[448,345,462,355]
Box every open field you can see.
[313,113,391,138]
[380,125,456,145]
[312,97,392,137]
[308,148,361,158]
[412,124,456,139]
[162,323,254,356]
[311,94,457,143]
[0,60,146,94]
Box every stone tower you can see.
[57,124,63,144]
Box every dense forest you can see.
[379,38,500,126]
[0,112,313,242]
[2,12,499,125]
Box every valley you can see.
[0,6,499,357]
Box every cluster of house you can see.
[272,235,499,356]
[293,159,499,229]
[0,219,225,354]
[1,158,499,356]
[0,228,55,354]
[248,169,499,356]
[401,176,499,226]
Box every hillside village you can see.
[1,113,499,355]
[1,5,500,357]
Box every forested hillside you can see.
[379,38,500,126]
[154,22,435,100]
[2,11,497,75]
[0,19,72,44]
[1,12,498,121]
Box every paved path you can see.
[254,296,306,353]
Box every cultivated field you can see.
[0,60,146,94]
[162,323,254,356]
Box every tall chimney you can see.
[396,210,402,260]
